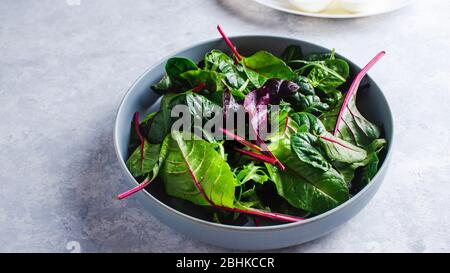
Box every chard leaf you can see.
[126,141,161,178]
[129,111,157,152]
[160,131,237,207]
[318,132,367,164]
[320,95,381,148]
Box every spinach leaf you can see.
[304,52,334,62]
[295,59,349,92]
[151,57,198,93]
[160,131,237,207]
[148,92,221,143]
[265,113,356,214]
[180,69,225,94]
[166,57,198,82]
[204,49,248,91]
[266,153,348,214]
[242,51,296,88]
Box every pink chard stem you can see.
[185,157,303,223]
[117,112,149,200]
[234,147,277,165]
[220,127,263,152]
[134,112,145,161]
[217,25,242,61]
[333,51,386,136]
[319,135,360,152]
[117,177,152,200]
[191,82,206,93]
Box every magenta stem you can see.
[217,25,242,61]
[255,134,286,171]
[220,128,262,152]
[134,112,145,162]
[192,82,206,93]
[319,135,359,151]
[117,177,151,200]
[333,51,385,136]
[183,155,303,223]
[234,147,277,165]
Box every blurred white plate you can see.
[252,0,413,18]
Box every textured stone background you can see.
[0,0,449,252]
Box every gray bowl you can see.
[114,36,394,250]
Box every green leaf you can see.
[266,113,349,214]
[151,74,172,93]
[148,93,184,143]
[299,59,349,91]
[266,159,348,214]
[126,141,161,178]
[242,51,296,88]
[235,162,269,185]
[319,132,367,164]
[282,45,304,69]
[291,133,332,172]
[180,69,225,93]
[358,139,386,186]
[160,131,237,207]
[304,51,334,62]
[129,111,157,152]
[204,49,248,91]
[320,94,381,148]
[166,57,198,82]
[293,75,315,95]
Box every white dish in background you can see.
[252,0,413,18]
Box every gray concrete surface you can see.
[0,0,449,252]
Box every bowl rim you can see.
[114,35,394,231]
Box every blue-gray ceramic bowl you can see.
[114,36,393,250]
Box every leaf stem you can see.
[333,51,385,136]
[134,112,145,162]
[234,147,277,165]
[217,25,242,61]
[219,127,262,152]
[319,135,359,151]
[117,177,151,200]
[191,82,206,93]
[255,134,286,171]
[184,157,303,223]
